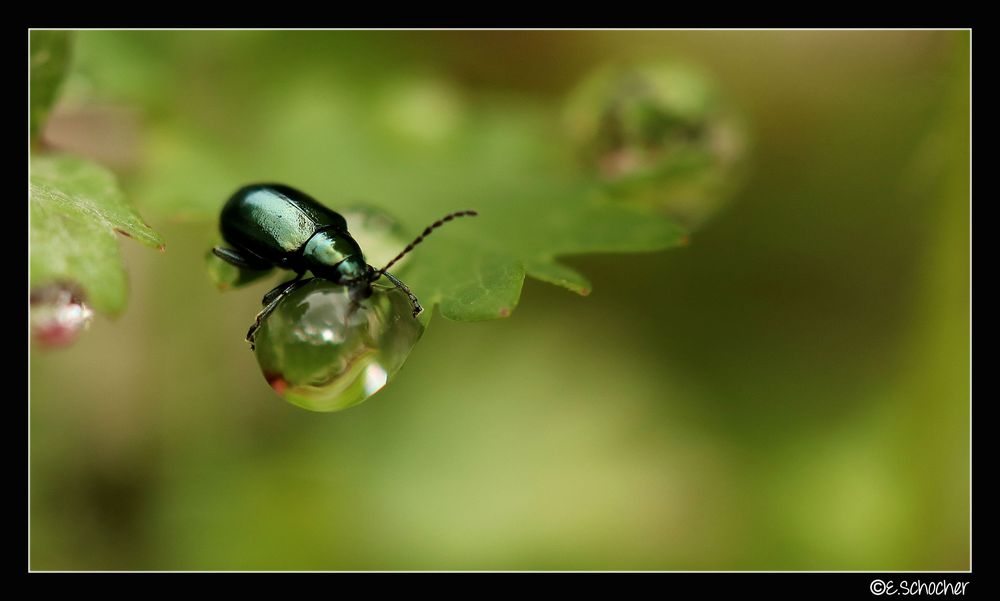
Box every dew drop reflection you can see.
[363,363,389,396]
[292,292,348,345]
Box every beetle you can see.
[212,183,476,347]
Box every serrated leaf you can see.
[30,154,164,315]
[402,183,685,321]
[30,30,73,137]
[524,260,592,296]
[124,72,688,322]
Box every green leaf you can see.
[404,185,685,321]
[123,72,689,322]
[30,31,73,137]
[30,154,164,315]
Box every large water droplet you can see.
[30,284,94,349]
[253,279,425,412]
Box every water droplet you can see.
[253,279,425,412]
[30,284,94,349]
[565,61,747,228]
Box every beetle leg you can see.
[212,246,272,270]
[379,270,423,317]
[261,272,306,306]
[246,275,312,350]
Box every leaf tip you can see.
[498,307,511,318]
[578,287,592,297]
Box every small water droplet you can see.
[30,284,94,349]
[253,279,425,412]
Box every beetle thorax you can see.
[301,230,368,284]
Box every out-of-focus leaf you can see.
[30,31,73,137]
[68,33,695,322]
[30,154,164,315]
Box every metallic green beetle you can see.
[212,183,476,346]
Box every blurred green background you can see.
[29,30,969,570]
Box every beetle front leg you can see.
[246,275,311,350]
[262,272,307,306]
[379,270,423,317]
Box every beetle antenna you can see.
[380,270,423,317]
[378,210,478,275]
